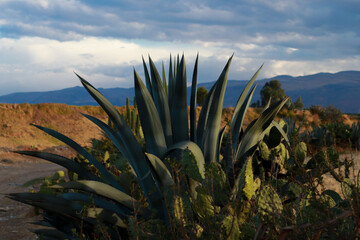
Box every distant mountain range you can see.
[0,71,359,113]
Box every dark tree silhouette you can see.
[293,96,304,110]
[196,87,208,106]
[260,80,286,106]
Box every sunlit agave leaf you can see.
[271,120,290,147]
[61,192,130,217]
[86,208,127,228]
[217,126,227,163]
[235,98,289,164]
[52,180,139,210]
[78,74,169,223]
[166,141,205,180]
[82,112,168,221]
[196,83,216,146]
[162,61,168,97]
[142,56,152,97]
[31,124,123,191]
[190,54,199,142]
[145,153,174,187]
[197,55,233,163]
[171,55,189,143]
[148,57,173,147]
[231,84,257,153]
[168,55,175,109]
[134,69,167,157]
[15,151,100,182]
[230,65,262,131]
[81,114,135,176]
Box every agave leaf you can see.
[197,55,233,163]
[8,193,83,217]
[145,153,174,187]
[162,61,168,97]
[217,126,226,163]
[271,120,290,147]
[166,141,205,180]
[231,84,257,153]
[30,228,69,240]
[134,70,167,156]
[81,114,132,168]
[77,72,168,224]
[262,97,271,113]
[196,84,216,145]
[234,98,289,164]
[60,192,131,217]
[52,180,138,210]
[168,55,175,109]
[171,55,189,143]
[175,54,179,76]
[31,124,122,190]
[15,151,100,182]
[40,212,90,239]
[222,133,234,172]
[86,208,127,228]
[190,54,199,142]
[76,73,141,154]
[142,56,152,96]
[230,65,262,131]
[148,57,173,147]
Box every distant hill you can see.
[0,71,359,113]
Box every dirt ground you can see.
[0,146,78,240]
[321,151,360,195]
[0,161,64,240]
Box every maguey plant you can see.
[9,54,289,239]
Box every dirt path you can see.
[0,161,64,240]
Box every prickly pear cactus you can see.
[257,184,283,230]
[258,141,270,161]
[236,157,261,200]
[341,178,354,199]
[193,187,216,220]
[174,195,186,224]
[295,142,307,164]
[182,149,205,182]
[274,143,288,172]
[205,162,229,204]
[221,211,241,240]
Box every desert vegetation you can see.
[3,55,360,239]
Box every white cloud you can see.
[0,0,359,95]
[1,35,359,95]
[264,57,360,77]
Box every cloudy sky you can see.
[0,0,359,95]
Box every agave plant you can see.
[9,54,288,239]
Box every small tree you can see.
[260,80,286,106]
[293,96,304,110]
[196,86,208,106]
